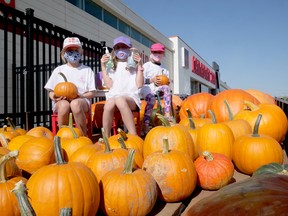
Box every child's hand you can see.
[101,54,110,64]
[133,52,142,64]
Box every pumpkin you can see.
[5,117,27,135]
[142,137,197,202]
[252,162,288,177]
[87,128,129,183]
[0,151,28,216]
[210,89,260,122]
[16,137,55,174]
[100,149,158,216]
[179,92,214,120]
[194,151,234,190]
[91,101,106,128]
[232,114,284,175]
[7,134,34,151]
[234,101,288,143]
[26,126,54,140]
[69,138,105,165]
[56,113,83,139]
[143,114,194,160]
[26,136,100,216]
[183,174,288,215]
[245,89,276,104]
[222,100,252,140]
[108,128,144,168]
[11,180,35,215]
[156,74,169,85]
[60,125,93,161]
[197,110,234,160]
[0,125,20,144]
[0,147,22,178]
[54,72,78,99]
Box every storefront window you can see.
[103,10,117,29]
[85,0,102,20]
[119,20,130,35]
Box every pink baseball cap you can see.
[151,43,165,52]
[62,37,82,52]
[113,36,132,48]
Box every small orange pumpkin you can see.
[156,74,169,85]
[194,151,234,190]
[54,72,78,99]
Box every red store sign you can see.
[191,56,216,85]
[0,0,15,8]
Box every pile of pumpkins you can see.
[0,88,288,215]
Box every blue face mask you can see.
[115,49,130,60]
[64,50,81,63]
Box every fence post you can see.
[25,8,34,129]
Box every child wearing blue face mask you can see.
[44,37,97,136]
[101,36,144,137]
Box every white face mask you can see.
[150,53,163,63]
[115,49,130,60]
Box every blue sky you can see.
[121,0,288,97]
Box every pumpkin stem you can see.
[252,114,262,137]
[208,110,217,123]
[117,137,128,150]
[224,99,234,120]
[54,136,67,165]
[162,137,170,154]
[0,133,9,148]
[117,128,128,141]
[0,150,19,183]
[244,100,259,111]
[59,208,72,216]
[156,113,171,127]
[101,128,112,153]
[203,151,214,161]
[123,149,136,174]
[186,109,196,129]
[58,72,68,82]
[6,117,16,130]
[11,180,36,216]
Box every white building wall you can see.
[12,0,224,96]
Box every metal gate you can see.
[0,3,104,130]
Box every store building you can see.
[2,0,229,96]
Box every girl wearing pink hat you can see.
[140,43,172,135]
[100,36,144,137]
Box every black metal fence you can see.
[0,3,104,130]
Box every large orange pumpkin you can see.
[234,101,288,143]
[197,111,234,160]
[100,149,158,216]
[179,92,214,120]
[142,138,197,202]
[16,137,55,174]
[26,126,54,140]
[232,114,284,175]
[54,72,78,99]
[143,114,194,160]
[245,89,276,104]
[27,136,100,216]
[210,89,260,122]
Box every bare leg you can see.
[115,96,137,135]
[70,98,89,136]
[55,100,70,126]
[102,98,116,137]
